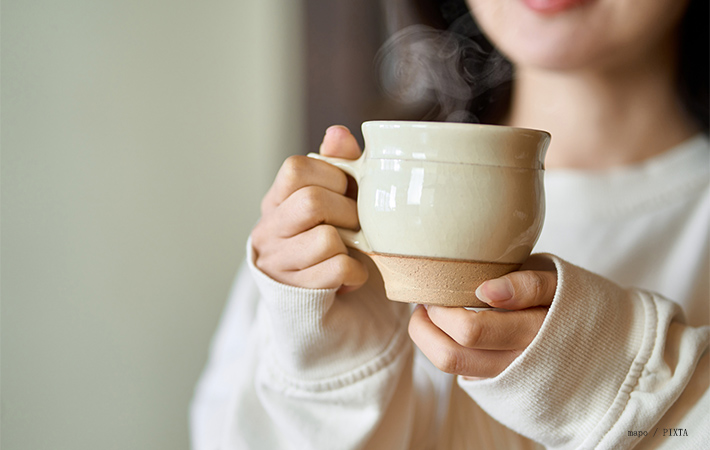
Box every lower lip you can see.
[522,0,592,14]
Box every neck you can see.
[505,40,699,169]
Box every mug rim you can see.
[362,120,551,140]
[360,120,551,169]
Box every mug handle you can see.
[306,152,372,254]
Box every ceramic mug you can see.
[309,120,550,307]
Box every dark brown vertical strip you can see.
[303,0,386,151]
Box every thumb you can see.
[475,270,557,310]
[319,125,362,160]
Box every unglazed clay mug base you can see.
[309,121,550,307]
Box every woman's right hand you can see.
[251,125,369,292]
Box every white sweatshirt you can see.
[191,135,710,449]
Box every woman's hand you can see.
[408,262,557,379]
[251,126,368,292]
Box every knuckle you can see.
[329,254,367,287]
[280,155,310,186]
[250,227,264,248]
[315,255,348,288]
[254,253,272,274]
[434,346,464,375]
[522,272,546,300]
[250,221,271,250]
[459,320,482,348]
[314,225,342,251]
[328,253,351,275]
[295,186,325,218]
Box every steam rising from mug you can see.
[376,22,512,123]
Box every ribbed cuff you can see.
[246,239,411,383]
[459,254,649,449]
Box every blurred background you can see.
[1,0,394,448]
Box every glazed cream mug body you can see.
[309,120,550,307]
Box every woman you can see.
[191,0,709,448]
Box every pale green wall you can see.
[1,1,303,448]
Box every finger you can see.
[424,306,547,350]
[256,186,359,240]
[278,253,369,290]
[254,224,348,272]
[475,270,557,310]
[262,155,349,213]
[408,305,520,378]
[320,125,362,159]
[320,126,362,200]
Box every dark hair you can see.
[382,0,709,133]
[676,0,709,133]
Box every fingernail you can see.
[325,125,345,137]
[476,278,514,304]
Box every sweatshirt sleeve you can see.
[191,239,437,450]
[458,254,710,449]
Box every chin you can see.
[468,0,688,73]
[494,29,609,72]
[503,42,609,72]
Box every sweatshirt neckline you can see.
[544,134,709,220]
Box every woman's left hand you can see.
[408,266,557,379]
